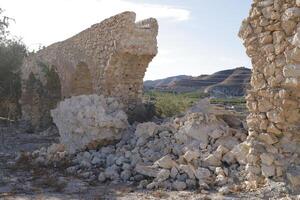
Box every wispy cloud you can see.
[0,0,190,49]
[96,0,191,21]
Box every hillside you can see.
[144,67,251,97]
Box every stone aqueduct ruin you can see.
[240,0,300,182]
[20,11,158,130]
[17,2,300,184]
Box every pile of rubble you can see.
[25,97,252,193]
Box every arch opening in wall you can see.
[103,52,153,108]
[21,65,62,131]
[70,62,93,96]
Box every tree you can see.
[0,8,12,42]
[0,8,27,119]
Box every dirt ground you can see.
[0,124,299,200]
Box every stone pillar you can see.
[239,0,300,186]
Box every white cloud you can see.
[0,0,190,49]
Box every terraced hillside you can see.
[144,67,251,97]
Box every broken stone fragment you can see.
[51,95,128,154]
[222,151,236,165]
[258,133,279,145]
[290,47,300,62]
[135,122,159,139]
[172,181,187,191]
[260,153,274,165]
[287,166,300,189]
[203,154,222,167]
[239,20,253,40]
[291,31,300,48]
[261,7,273,19]
[246,164,261,175]
[183,150,200,163]
[231,143,250,165]
[213,145,229,160]
[261,164,275,178]
[179,164,195,179]
[283,7,300,20]
[266,110,285,123]
[154,155,177,169]
[155,169,170,182]
[267,123,282,136]
[135,164,159,178]
[283,64,300,78]
[194,167,211,181]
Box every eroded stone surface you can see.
[50,95,128,153]
[240,0,300,185]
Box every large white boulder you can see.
[51,95,128,153]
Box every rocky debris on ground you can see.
[24,102,253,192]
[51,95,128,154]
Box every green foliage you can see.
[0,7,27,100]
[0,40,27,99]
[0,8,9,42]
[210,97,247,113]
[144,91,207,118]
[210,97,246,105]
[0,7,27,118]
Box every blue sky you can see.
[1,0,252,80]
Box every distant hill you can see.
[144,67,251,97]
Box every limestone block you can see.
[283,64,300,78]
[287,167,300,189]
[261,164,275,177]
[273,31,285,44]
[238,20,253,40]
[203,154,222,167]
[266,110,285,123]
[290,47,300,62]
[281,20,296,36]
[284,7,300,20]
[260,153,274,165]
[51,95,128,153]
[154,155,177,169]
[258,99,273,112]
[258,133,278,145]
[135,122,159,139]
[135,164,159,178]
[231,143,250,165]
[262,7,273,19]
[257,0,274,8]
[267,123,282,136]
[194,167,211,180]
[183,150,200,163]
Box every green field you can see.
[143,91,247,118]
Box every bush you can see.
[0,8,27,119]
[144,91,206,118]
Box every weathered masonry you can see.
[20,11,158,130]
[240,0,300,185]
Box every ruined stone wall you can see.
[239,0,300,183]
[20,11,158,130]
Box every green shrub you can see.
[144,91,207,118]
[0,8,27,119]
[210,97,246,105]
